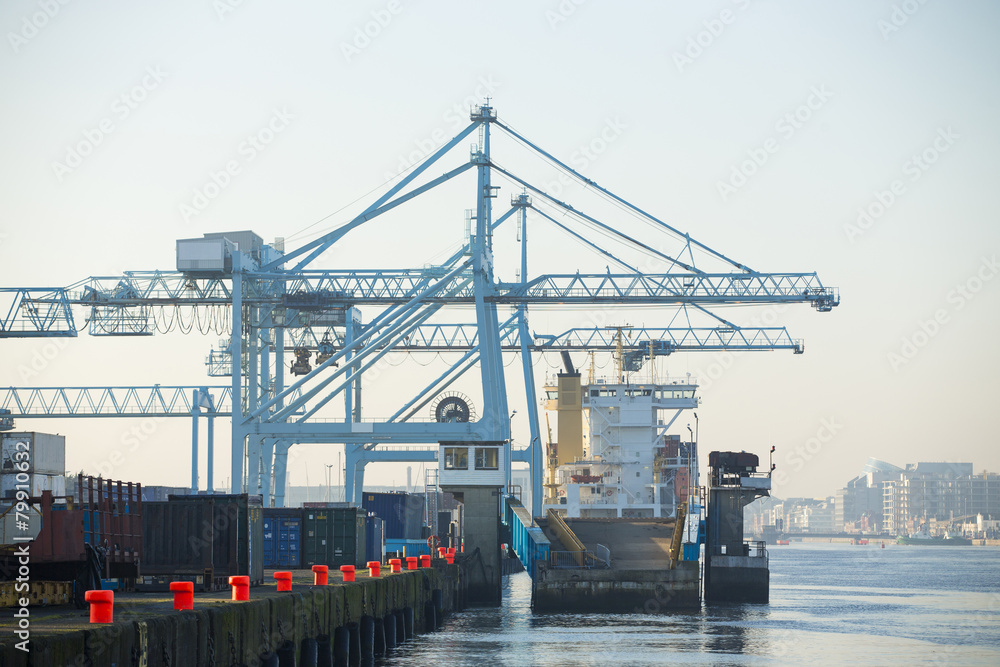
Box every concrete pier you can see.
[532,560,700,612]
[443,485,502,606]
[1,564,463,666]
[531,517,700,612]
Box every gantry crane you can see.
[1,103,838,517]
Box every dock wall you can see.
[1,564,463,666]
[532,561,700,613]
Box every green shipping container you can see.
[303,507,367,568]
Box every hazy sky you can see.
[1,1,998,500]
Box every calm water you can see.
[380,543,1000,666]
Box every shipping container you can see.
[1,432,66,476]
[362,491,425,540]
[263,508,303,569]
[141,485,195,502]
[140,494,263,591]
[365,515,384,564]
[385,538,430,558]
[1,475,143,603]
[0,471,66,500]
[0,502,42,545]
[303,506,366,569]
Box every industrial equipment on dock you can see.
[704,450,772,603]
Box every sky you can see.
[1,1,998,501]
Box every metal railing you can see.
[745,540,768,562]
[708,540,768,566]
[549,550,610,569]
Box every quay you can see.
[1,564,463,666]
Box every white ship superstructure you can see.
[542,370,699,519]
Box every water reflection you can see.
[700,604,771,659]
[380,547,1000,666]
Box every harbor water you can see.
[380,543,1000,666]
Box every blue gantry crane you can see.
[1,103,838,522]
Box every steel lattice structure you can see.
[0,103,838,514]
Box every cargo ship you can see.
[896,526,972,546]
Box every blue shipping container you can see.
[385,538,430,558]
[362,492,425,540]
[365,515,384,564]
[263,509,303,569]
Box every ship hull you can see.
[895,536,972,546]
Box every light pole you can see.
[325,464,334,503]
[508,410,517,496]
[687,423,694,504]
[693,411,699,496]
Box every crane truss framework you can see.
[1,103,838,517]
[0,386,233,418]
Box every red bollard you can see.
[405,557,418,570]
[389,558,402,573]
[229,575,250,601]
[312,565,329,586]
[84,590,114,623]
[169,581,194,611]
[447,547,456,556]
[419,555,431,568]
[367,561,381,577]
[274,571,293,592]
[438,547,447,558]
[340,565,355,582]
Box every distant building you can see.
[855,460,1000,537]
[746,496,836,535]
[882,462,974,535]
[835,458,902,533]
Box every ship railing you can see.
[549,550,610,569]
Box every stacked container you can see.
[303,506,366,569]
[262,508,302,569]
[0,433,66,499]
[140,494,263,591]
[361,491,425,540]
